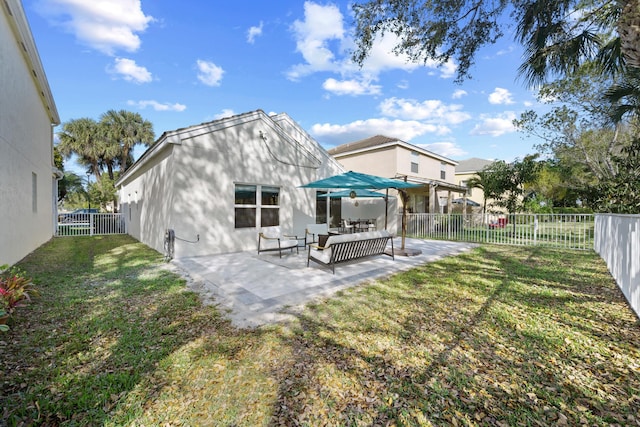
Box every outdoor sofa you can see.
[307,230,394,274]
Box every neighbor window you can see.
[460,180,472,196]
[440,162,447,180]
[234,184,280,228]
[411,151,419,173]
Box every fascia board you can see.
[334,140,458,166]
[3,0,59,124]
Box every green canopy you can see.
[300,171,421,190]
[319,189,394,198]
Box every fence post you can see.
[534,214,538,245]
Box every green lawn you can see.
[1,235,639,426]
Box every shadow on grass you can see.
[270,246,640,426]
[3,238,639,426]
[1,236,236,425]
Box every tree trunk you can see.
[619,0,640,68]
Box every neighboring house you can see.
[455,157,495,211]
[115,110,349,258]
[327,135,467,213]
[1,0,60,266]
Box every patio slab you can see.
[171,237,477,328]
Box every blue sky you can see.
[23,0,547,173]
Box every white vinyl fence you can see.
[401,213,594,250]
[594,214,640,319]
[56,213,126,237]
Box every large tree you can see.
[466,166,504,213]
[515,62,638,208]
[100,110,155,175]
[473,156,540,231]
[351,0,634,85]
[56,110,155,210]
[57,118,105,182]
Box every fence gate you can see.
[401,213,594,250]
[56,213,127,237]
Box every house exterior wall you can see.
[331,146,398,178]
[1,1,58,266]
[456,171,485,207]
[118,111,345,258]
[395,146,455,182]
[332,142,459,215]
[119,144,177,255]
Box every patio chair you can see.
[341,219,354,233]
[305,223,329,245]
[257,226,300,258]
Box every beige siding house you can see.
[1,0,60,266]
[328,135,467,214]
[455,157,496,212]
[115,110,348,258]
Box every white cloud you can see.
[322,78,381,96]
[379,97,471,125]
[311,118,447,147]
[213,109,235,120]
[36,0,154,55]
[416,142,467,158]
[247,21,263,44]
[397,80,409,89]
[110,57,152,83]
[470,112,517,137]
[127,100,186,111]
[488,87,515,105]
[196,60,224,86]
[286,2,458,87]
[357,34,457,79]
[452,89,467,99]
[287,2,345,79]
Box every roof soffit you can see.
[3,0,59,124]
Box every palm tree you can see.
[619,0,640,69]
[57,118,104,182]
[100,110,155,173]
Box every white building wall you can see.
[1,4,57,266]
[118,111,345,258]
[119,144,176,255]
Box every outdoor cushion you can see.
[307,229,394,273]
[258,226,299,256]
[310,230,392,264]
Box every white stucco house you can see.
[115,110,365,258]
[1,0,60,266]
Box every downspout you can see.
[52,167,64,235]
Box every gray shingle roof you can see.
[327,135,398,155]
[456,157,494,173]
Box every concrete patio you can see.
[171,237,477,328]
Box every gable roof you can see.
[116,109,337,187]
[327,135,397,155]
[455,157,494,173]
[327,134,457,165]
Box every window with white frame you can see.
[460,180,472,196]
[411,151,419,173]
[440,162,447,180]
[234,184,280,228]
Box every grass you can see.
[1,235,639,426]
